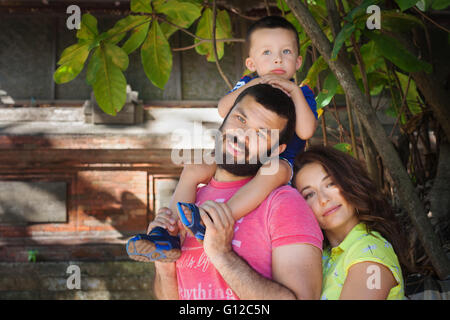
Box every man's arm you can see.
[154,262,179,300]
[211,244,321,299]
[148,207,180,300]
[199,201,322,300]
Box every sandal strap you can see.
[177,202,205,240]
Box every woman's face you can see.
[295,162,357,232]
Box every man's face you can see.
[216,94,288,176]
[245,28,302,80]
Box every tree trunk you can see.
[285,0,450,279]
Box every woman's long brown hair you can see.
[293,145,413,274]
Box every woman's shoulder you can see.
[343,224,403,282]
[346,225,396,258]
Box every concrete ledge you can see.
[0,261,156,300]
[0,107,84,122]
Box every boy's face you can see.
[245,27,302,80]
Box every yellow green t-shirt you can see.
[321,223,405,300]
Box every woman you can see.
[293,145,409,300]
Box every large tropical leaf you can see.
[54,43,90,84]
[303,56,329,89]
[92,43,127,115]
[104,43,129,71]
[157,0,201,28]
[195,9,232,62]
[106,15,149,45]
[141,20,173,89]
[86,48,101,85]
[331,22,355,60]
[395,0,420,11]
[316,72,338,109]
[122,20,151,54]
[365,31,432,73]
[76,14,98,41]
[381,11,424,32]
[130,0,152,13]
[432,0,450,9]
[396,72,423,115]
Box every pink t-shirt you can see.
[175,177,323,300]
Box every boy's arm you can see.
[226,159,291,220]
[217,77,263,118]
[261,76,318,140]
[290,86,318,140]
[169,163,216,222]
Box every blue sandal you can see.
[176,202,205,241]
[126,226,181,263]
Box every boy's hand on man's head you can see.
[258,75,299,98]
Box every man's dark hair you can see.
[246,15,300,53]
[226,83,296,147]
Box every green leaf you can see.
[316,72,338,109]
[396,72,423,115]
[331,23,355,60]
[367,71,389,95]
[130,0,152,13]
[381,11,424,32]
[276,0,290,12]
[217,9,232,38]
[141,20,173,89]
[57,43,87,65]
[122,20,151,54]
[106,15,149,45]
[76,14,98,41]
[395,0,419,11]
[432,0,450,9]
[160,22,179,39]
[365,31,432,73]
[86,48,101,85]
[104,43,129,71]
[285,12,303,34]
[304,56,328,89]
[54,43,90,84]
[345,0,379,22]
[157,0,202,28]
[360,41,385,74]
[93,43,127,115]
[333,143,353,155]
[195,9,232,62]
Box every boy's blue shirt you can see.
[228,75,318,166]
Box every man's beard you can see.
[214,133,266,177]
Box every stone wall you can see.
[0,261,156,300]
[0,107,222,263]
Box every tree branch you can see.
[212,0,232,90]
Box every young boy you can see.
[126,16,318,263]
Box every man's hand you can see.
[198,200,235,262]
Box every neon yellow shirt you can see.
[321,222,405,300]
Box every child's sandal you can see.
[176,202,205,243]
[126,227,181,263]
